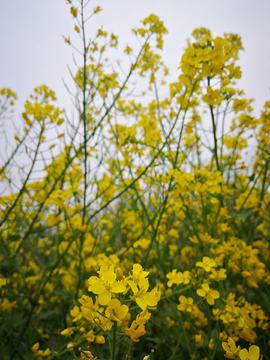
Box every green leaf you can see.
[235,207,255,220]
[54,289,74,299]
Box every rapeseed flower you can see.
[177,295,194,312]
[196,257,217,272]
[222,337,241,359]
[197,283,220,305]
[88,268,126,305]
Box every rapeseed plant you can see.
[0,0,270,359]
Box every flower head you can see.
[196,283,219,305]
[222,337,241,359]
[177,295,194,312]
[196,257,217,272]
[88,266,126,306]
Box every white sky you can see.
[1,0,270,131]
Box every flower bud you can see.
[115,267,123,280]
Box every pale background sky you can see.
[1,0,270,139]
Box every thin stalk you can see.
[111,321,117,360]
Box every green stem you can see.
[111,321,117,360]
[168,332,183,360]
[178,315,192,359]
[126,339,132,359]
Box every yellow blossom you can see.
[128,278,160,310]
[197,283,220,305]
[61,328,74,337]
[105,298,129,323]
[88,267,126,306]
[96,335,105,344]
[70,305,82,322]
[177,295,194,312]
[222,337,241,359]
[210,268,227,281]
[196,257,217,272]
[195,334,204,346]
[70,7,77,17]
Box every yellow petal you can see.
[210,290,220,299]
[239,348,250,360]
[99,290,111,305]
[90,281,106,294]
[202,283,210,292]
[133,264,142,273]
[143,292,158,306]
[249,345,260,360]
[206,295,215,305]
[128,280,138,293]
[139,278,149,291]
[179,295,187,304]
[88,276,99,285]
[228,337,236,351]
[115,305,129,319]
[197,289,206,297]
[111,281,126,293]
[108,299,120,307]
[136,297,147,310]
[196,261,203,268]
[177,303,186,311]
[222,342,230,352]
[70,305,80,317]
[102,271,116,284]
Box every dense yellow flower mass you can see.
[1,2,270,360]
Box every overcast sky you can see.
[1,0,270,127]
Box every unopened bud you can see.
[115,267,123,280]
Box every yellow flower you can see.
[94,6,102,14]
[194,334,204,346]
[126,322,146,342]
[239,345,261,360]
[236,284,245,293]
[196,283,219,305]
[80,350,96,360]
[202,86,222,107]
[70,7,77,17]
[135,310,151,325]
[166,269,178,287]
[67,342,74,351]
[124,46,133,55]
[125,310,151,342]
[70,305,82,322]
[219,331,228,341]
[105,298,129,323]
[209,338,215,350]
[166,269,190,287]
[61,328,74,337]
[177,295,194,312]
[79,295,99,321]
[196,257,217,272]
[32,343,40,352]
[222,337,241,359]
[88,269,126,306]
[85,330,95,342]
[96,335,105,344]
[131,264,149,283]
[166,316,175,327]
[210,268,227,281]
[128,278,160,310]
[40,349,51,357]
